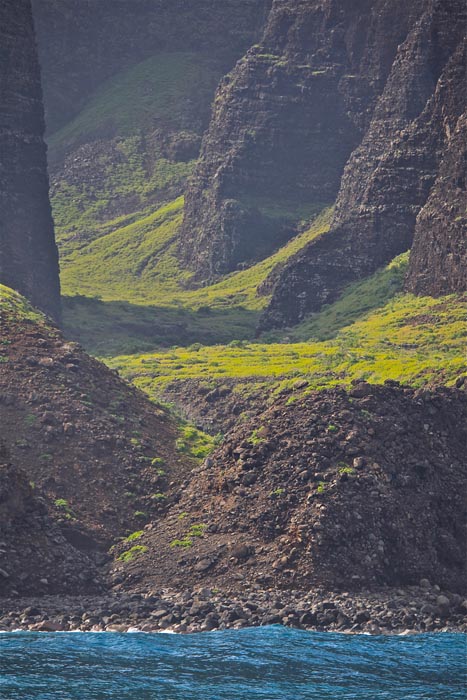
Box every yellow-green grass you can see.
[281,252,411,342]
[49,52,225,254]
[60,198,189,301]
[106,292,466,398]
[61,201,332,308]
[53,152,194,257]
[0,285,47,325]
[60,204,333,353]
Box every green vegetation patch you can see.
[54,498,76,520]
[175,424,216,461]
[107,290,466,396]
[0,285,48,325]
[61,205,333,354]
[117,545,148,563]
[283,252,410,341]
[124,531,144,543]
[49,53,223,154]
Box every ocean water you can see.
[0,627,465,699]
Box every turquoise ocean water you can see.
[0,627,465,699]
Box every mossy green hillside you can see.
[281,252,411,342]
[48,52,223,156]
[61,206,333,354]
[0,285,48,325]
[53,148,194,257]
[107,291,466,398]
[61,202,332,306]
[49,52,225,254]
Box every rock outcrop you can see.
[111,382,467,595]
[174,0,464,324]
[0,0,60,320]
[261,1,466,328]
[406,110,467,296]
[180,0,431,278]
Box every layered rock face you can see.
[406,110,467,296]
[262,1,466,327]
[180,0,431,278]
[0,0,60,320]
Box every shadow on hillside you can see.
[62,295,260,356]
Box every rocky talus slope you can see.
[0,445,101,597]
[0,0,60,320]
[0,294,196,549]
[111,382,467,595]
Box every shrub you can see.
[118,545,148,563]
[151,457,165,468]
[170,538,193,548]
[339,466,356,476]
[269,488,285,498]
[54,498,75,520]
[188,524,206,537]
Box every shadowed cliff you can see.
[0,0,60,320]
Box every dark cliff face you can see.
[32,0,271,134]
[179,0,431,279]
[406,109,467,296]
[0,0,60,320]
[261,0,466,328]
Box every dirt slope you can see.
[0,297,196,547]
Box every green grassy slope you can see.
[49,53,225,255]
[49,52,223,155]
[0,285,47,325]
[108,289,467,399]
[61,205,333,354]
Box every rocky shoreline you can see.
[1,582,466,636]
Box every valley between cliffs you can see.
[0,0,465,636]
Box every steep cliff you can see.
[406,110,467,296]
[179,0,429,278]
[0,0,60,320]
[262,1,466,328]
